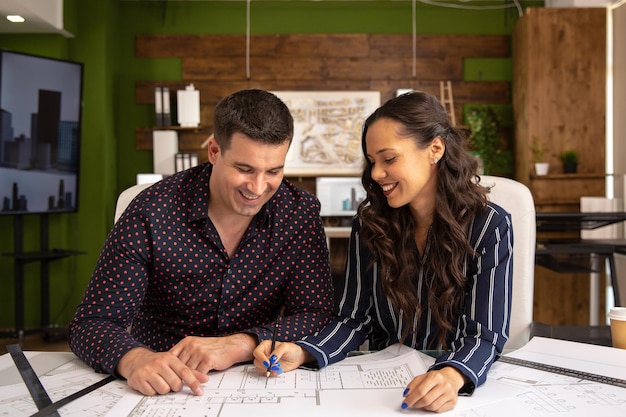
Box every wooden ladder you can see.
[439,80,456,126]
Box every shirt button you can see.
[227,268,232,275]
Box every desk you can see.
[2,339,625,416]
[535,212,626,324]
[530,321,612,347]
[536,211,626,232]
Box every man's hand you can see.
[252,341,314,375]
[401,367,468,413]
[116,347,208,396]
[169,333,258,374]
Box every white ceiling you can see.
[0,0,72,37]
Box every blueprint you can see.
[428,337,626,417]
[1,339,625,417]
[0,353,131,417]
[0,346,427,417]
[474,357,626,417]
[107,344,426,417]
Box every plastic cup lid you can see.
[608,307,626,320]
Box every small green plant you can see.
[466,105,512,175]
[560,149,578,164]
[530,135,545,163]
[560,149,578,173]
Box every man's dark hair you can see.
[213,89,294,151]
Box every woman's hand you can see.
[252,341,314,376]
[401,367,468,413]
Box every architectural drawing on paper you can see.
[273,91,381,176]
[126,361,417,417]
[0,347,424,417]
[4,340,624,417]
[0,358,126,417]
[487,360,626,415]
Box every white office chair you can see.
[114,182,155,223]
[113,177,536,350]
[481,175,536,350]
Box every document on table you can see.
[0,351,131,417]
[470,337,626,417]
[108,344,431,417]
[505,336,626,381]
[1,338,625,416]
[1,344,510,417]
[108,338,626,417]
[0,345,432,417]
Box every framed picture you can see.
[273,91,381,176]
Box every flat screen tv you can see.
[0,50,84,216]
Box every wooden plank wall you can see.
[135,33,511,277]
[135,33,511,154]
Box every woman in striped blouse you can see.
[254,91,513,413]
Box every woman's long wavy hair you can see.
[358,91,489,348]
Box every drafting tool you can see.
[29,374,116,417]
[499,355,626,389]
[7,344,60,416]
[7,344,115,417]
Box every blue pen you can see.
[265,315,280,377]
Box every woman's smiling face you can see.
[365,118,442,211]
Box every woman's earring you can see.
[433,158,439,164]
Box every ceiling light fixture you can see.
[7,15,25,23]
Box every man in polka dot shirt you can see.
[69,89,335,396]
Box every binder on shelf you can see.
[154,86,172,127]
[162,87,171,127]
[154,86,164,127]
[175,153,199,172]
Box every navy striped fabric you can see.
[298,202,513,390]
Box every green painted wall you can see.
[0,0,119,333]
[0,0,542,331]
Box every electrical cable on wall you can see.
[412,0,416,78]
[246,0,251,80]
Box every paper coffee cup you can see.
[608,307,626,349]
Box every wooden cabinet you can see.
[513,7,606,213]
[513,7,608,326]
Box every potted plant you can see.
[531,135,549,175]
[560,149,578,174]
[466,105,512,175]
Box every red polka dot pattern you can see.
[68,164,334,375]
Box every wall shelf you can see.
[135,126,208,151]
[148,125,204,131]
